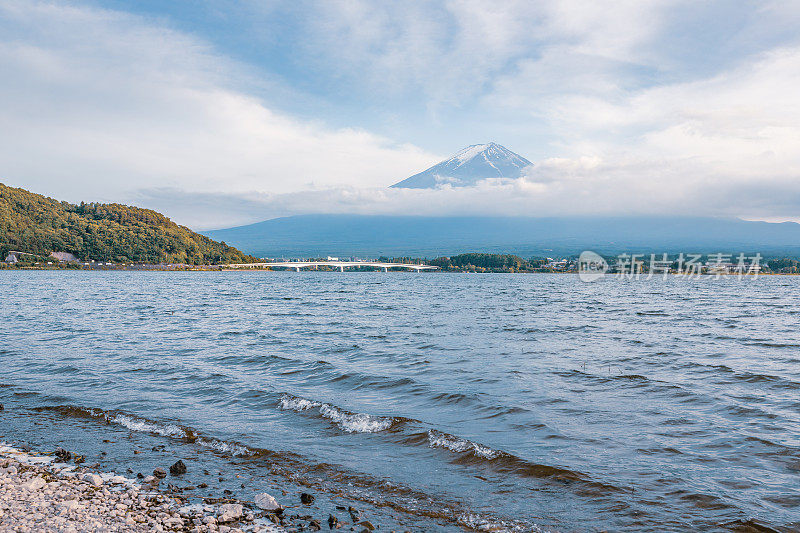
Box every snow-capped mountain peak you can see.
[391,143,532,189]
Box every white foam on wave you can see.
[111,414,186,439]
[458,511,544,533]
[427,430,502,459]
[318,404,394,433]
[279,395,322,411]
[279,394,395,433]
[0,443,52,465]
[106,413,253,456]
[196,438,253,457]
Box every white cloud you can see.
[2,0,800,231]
[0,1,440,205]
[290,0,679,106]
[529,44,800,182]
[141,152,800,230]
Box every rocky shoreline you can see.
[0,444,379,532]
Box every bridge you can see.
[225,261,439,272]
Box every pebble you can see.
[22,476,46,490]
[83,473,104,487]
[54,447,72,462]
[153,467,167,479]
[218,502,244,522]
[254,492,281,511]
[169,459,187,476]
[328,514,341,529]
[0,444,383,533]
[0,448,249,533]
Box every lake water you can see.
[1,271,799,531]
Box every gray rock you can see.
[82,473,103,487]
[254,492,280,511]
[54,447,72,462]
[169,460,186,476]
[153,467,167,479]
[328,514,341,529]
[218,503,243,523]
[22,477,46,490]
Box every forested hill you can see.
[0,183,254,264]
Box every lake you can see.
[1,271,798,531]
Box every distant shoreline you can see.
[0,265,791,276]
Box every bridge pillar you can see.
[383,267,388,272]
[339,265,344,272]
[294,266,300,272]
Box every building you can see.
[50,252,78,262]
[546,259,568,270]
[4,253,18,263]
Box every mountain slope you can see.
[204,214,800,258]
[391,142,532,188]
[0,182,253,264]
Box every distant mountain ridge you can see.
[391,142,532,188]
[0,183,253,264]
[204,214,800,258]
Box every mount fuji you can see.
[391,142,532,189]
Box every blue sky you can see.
[79,0,798,156]
[1,1,800,228]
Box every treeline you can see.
[0,183,255,264]
[425,254,800,273]
[430,253,546,272]
[766,258,800,273]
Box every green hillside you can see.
[0,183,254,264]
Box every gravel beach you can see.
[0,443,350,533]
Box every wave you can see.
[680,361,800,390]
[27,401,572,531]
[744,340,800,348]
[401,429,627,497]
[275,395,613,491]
[35,405,254,456]
[278,394,402,433]
[457,512,543,533]
[424,430,588,482]
[32,404,542,531]
[427,429,502,460]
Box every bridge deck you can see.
[226,261,438,271]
